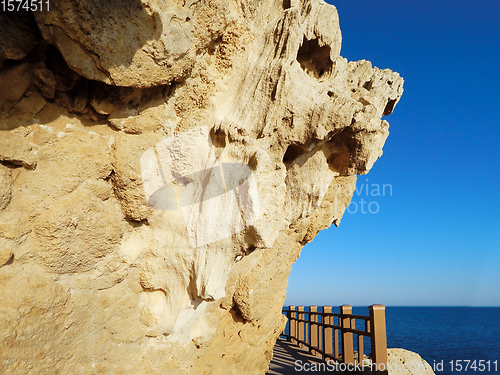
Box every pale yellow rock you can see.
[0,1,404,374]
[0,249,12,266]
[0,166,13,211]
[388,348,437,375]
[33,0,229,88]
[0,131,38,169]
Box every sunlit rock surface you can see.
[0,0,403,373]
[388,349,437,375]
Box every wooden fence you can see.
[282,304,387,374]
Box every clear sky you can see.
[285,0,500,307]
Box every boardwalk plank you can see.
[267,338,339,375]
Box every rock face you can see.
[0,1,403,374]
[388,349,436,375]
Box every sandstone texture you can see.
[0,1,403,374]
[388,349,437,375]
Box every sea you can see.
[282,306,500,375]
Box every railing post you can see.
[319,313,323,354]
[310,306,318,355]
[358,334,364,366]
[305,308,309,347]
[284,307,290,341]
[298,306,305,348]
[334,327,339,360]
[289,305,296,343]
[369,305,388,374]
[323,306,333,360]
[340,304,354,365]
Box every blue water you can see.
[383,307,500,375]
[282,306,500,375]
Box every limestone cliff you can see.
[0,1,403,374]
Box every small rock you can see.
[0,249,13,267]
[33,68,57,99]
[0,131,38,170]
[0,62,32,102]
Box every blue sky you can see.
[285,0,500,307]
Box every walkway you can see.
[267,338,338,375]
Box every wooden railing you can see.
[281,304,387,374]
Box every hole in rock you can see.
[383,99,397,116]
[248,153,258,170]
[0,160,23,169]
[324,127,359,175]
[208,36,223,55]
[358,97,371,106]
[125,218,148,227]
[283,144,307,165]
[283,0,291,9]
[209,127,226,148]
[363,80,373,91]
[230,305,245,323]
[270,81,278,101]
[243,226,261,247]
[296,37,333,80]
[326,148,350,175]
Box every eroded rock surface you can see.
[0,1,403,374]
[388,349,437,375]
